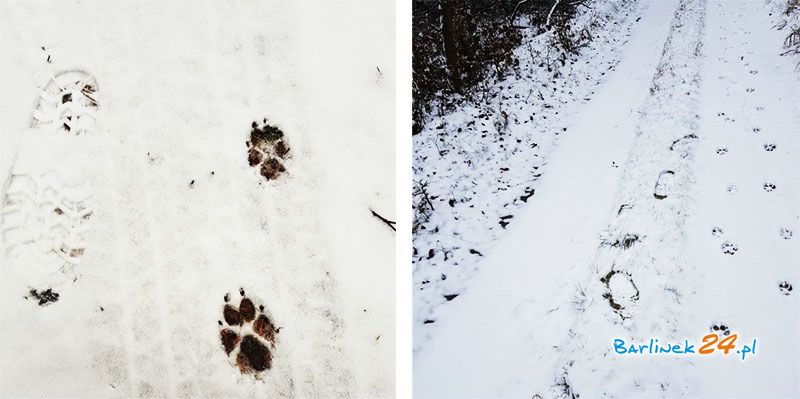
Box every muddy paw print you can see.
[218,288,278,375]
[711,323,731,336]
[721,241,738,255]
[716,148,728,155]
[779,281,793,295]
[779,228,793,240]
[246,119,290,181]
[763,143,776,152]
[763,182,776,192]
[711,227,724,237]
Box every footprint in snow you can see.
[779,281,793,295]
[710,323,731,336]
[716,148,728,155]
[763,143,776,152]
[218,288,277,375]
[721,241,738,255]
[247,119,290,181]
[726,185,738,194]
[711,226,724,237]
[654,170,675,200]
[763,182,776,192]
[779,228,793,240]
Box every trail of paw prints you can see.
[779,228,793,240]
[246,119,290,181]
[778,281,793,296]
[721,241,738,255]
[218,288,278,375]
[763,182,776,192]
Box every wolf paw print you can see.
[710,323,731,336]
[721,241,738,255]
[763,143,776,152]
[246,119,290,181]
[778,281,793,295]
[763,182,776,192]
[218,288,278,375]
[779,228,793,240]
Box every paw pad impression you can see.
[246,119,290,181]
[218,288,278,375]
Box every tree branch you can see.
[370,208,396,231]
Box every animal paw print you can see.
[763,143,776,152]
[726,185,738,194]
[218,288,278,375]
[710,323,731,336]
[716,112,735,122]
[752,127,761,134]
[779,228,793,240]
[779,281,793,295]
[763,182,776,192]
[716,148,728,155]
[721,241,738,255]
[246,119,290,181]
[745,88,755,93]
[711,226,724,237]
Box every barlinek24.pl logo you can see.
[613,332,757,361]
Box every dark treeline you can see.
[778,0,800,60]
[413,0,589,134]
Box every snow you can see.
[0,1,395,397]
[414,0,800,397]
[412,0,643,348]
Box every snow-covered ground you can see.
[0,1,395,397]
[412,0,642,347]
[414,0,800,397]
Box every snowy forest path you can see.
[416,0,798,397]
[414,0,683,396]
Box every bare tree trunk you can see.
[441,0,463,93]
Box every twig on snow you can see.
[370,208,396,231]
